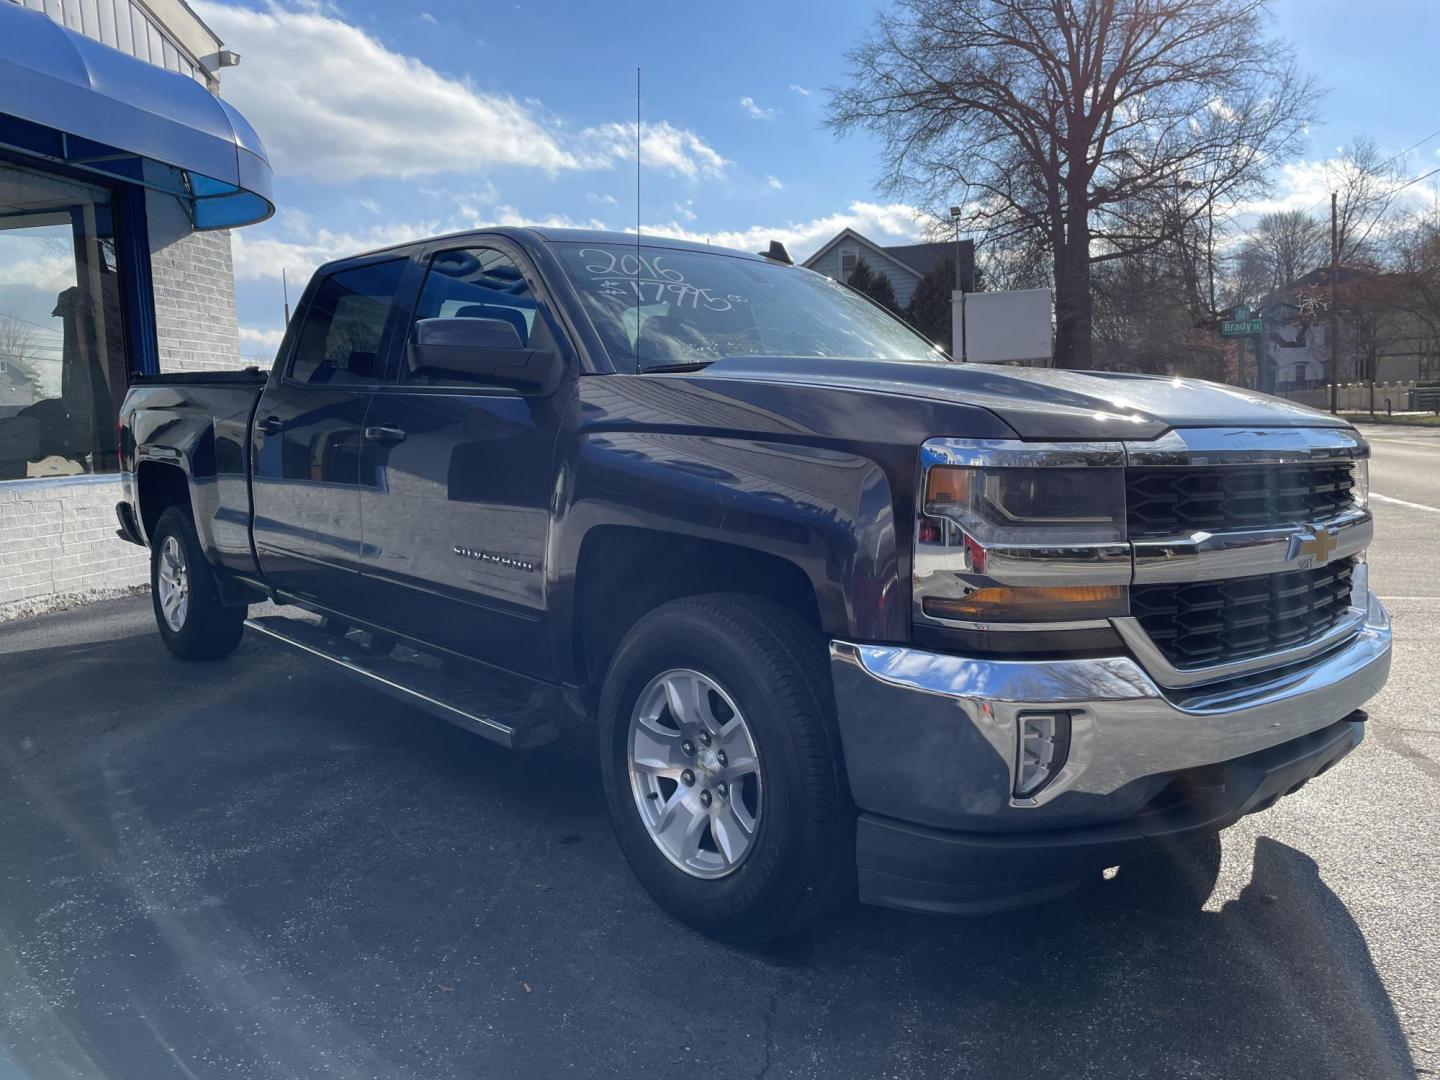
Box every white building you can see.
[0,0,272,618]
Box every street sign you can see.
[1220,305,1263,336]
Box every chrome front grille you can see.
[1130,558,1357,670]
[1126,462,1356,539]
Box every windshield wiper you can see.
[638,361,714,374]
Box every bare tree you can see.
[1334,271,1405,413]
[1232,210,1328,301]
[0,314,41,392]
[1391,211,1440,364]
[828,0,1319,368]
[1330,137,1405,267]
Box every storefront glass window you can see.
[0,163,127,481]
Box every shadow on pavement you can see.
[0,611,1420,1079]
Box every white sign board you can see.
[953,288,1053,364]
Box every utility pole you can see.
[1206,201,1216,316]
[1328,191,1340,415]
[949,205,966,362]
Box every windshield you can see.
[551,241,944,371]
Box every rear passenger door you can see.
[356,242,574,677]
[250,256,408,607]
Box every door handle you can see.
[364,424,407,444]
[255,415,283,435]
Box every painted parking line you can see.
[1371,492,1440,514]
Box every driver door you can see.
[356,241,574,677]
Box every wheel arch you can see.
[572,526,823,704]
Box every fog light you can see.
[1015,711,1072,798]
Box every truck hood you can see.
[694,357,1350,441]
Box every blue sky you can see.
[194,0,1440,362]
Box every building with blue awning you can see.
[0,0,275,616]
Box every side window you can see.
[402,247,549,386]
[288,259,406,386]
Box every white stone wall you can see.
[0,475,149,621]
[147,190,241,373]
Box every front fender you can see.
[549,429,904,654]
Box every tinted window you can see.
[400,247,551,386]
[289,259,406,386]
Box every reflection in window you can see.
[288,259,406,386]
[0,165,126,481]
[402,247,549,386]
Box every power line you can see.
[0,310,63,336]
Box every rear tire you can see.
[598,593,853,944]
[150,506,245,661]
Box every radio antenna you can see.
[634,65,641,372]
[282,267,291,325]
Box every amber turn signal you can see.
[922,585,1125,623]
[923,465,972,511]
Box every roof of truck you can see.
[320,226,769,270]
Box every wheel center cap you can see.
[696,747,720,778]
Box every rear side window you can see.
[288,259,406,386]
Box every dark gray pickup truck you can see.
[116,227,1391,942]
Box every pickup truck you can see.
[116,227,1391,942]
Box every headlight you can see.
[915,461,1130,629]
[922,465,1126,546]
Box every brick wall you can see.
[0,475,149,621]
[147,190,241,374]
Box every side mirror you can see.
[407,317,564,395]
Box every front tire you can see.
[150,506,245,661]
[598,594,852,943]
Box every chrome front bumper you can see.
[829,592,1390,831]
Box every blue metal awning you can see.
[0,2,273,229]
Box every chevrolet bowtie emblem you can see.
[1289,524,1339,565]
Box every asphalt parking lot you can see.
[2,424,1437,1080]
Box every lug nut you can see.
[699,790,712,807]
[717,751,727,767]
[698,730,712,746]
[681,769,695,787]
[717,782,728,799]
[681,740,695,756]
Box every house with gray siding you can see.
[803,228,974,310]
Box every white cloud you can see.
[357,197,381,214]
[231,194,925,285]
[232,221,444,283]
[766,175,784,190]
[739,96,777,121]
[196,2,576,179]
[196,3,728,183]
[634,201,928,261]
[586,192,618,206]
[419,11,436,23]
[488,206,609,230]
[578,121,729,178]
[788,84,811,97]
[1239,151,1432,220]
[238,325,286,357]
